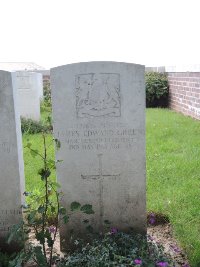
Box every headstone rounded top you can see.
[50,61,145,71]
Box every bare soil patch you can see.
[148,223,189,267]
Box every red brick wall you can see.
[167,72,200,120]
[43,71,200,120]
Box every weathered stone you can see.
[0,71,25,251]
[51,62,146,250]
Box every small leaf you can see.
[59,207,67,215]
[51,206,56,213]
[23,191,31,196]
[34,246,47,266]
[38,168,51,180]
[45,229,51,239]
[46,159,56,169]
[47,238,54,248]
[35,232,45,244]
[71,201,81,211]
[22,204,29,209]
[38,206,45,214]
[63,215,69,223]
[55,139,61,150]
[27,211,37,224]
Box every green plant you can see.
[57,231,175,267]
[41,100,52,118]
[0,251,11,267]
[40,82,52,126]
[21,117,52,135]
[43,82,51,108]
[7,134,94,267]
[145,72,169,107]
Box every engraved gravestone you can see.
[51,62,146,249]
[12,71,42,121]
[0,71,25,251]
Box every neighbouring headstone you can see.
[34,71,43,100]
[12,71,42,121]
[0,71,25,251]
[51,62,146,249]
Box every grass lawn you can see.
[23,108,200,266]
[40,102,52,123]
[147,108,200,267]
[23,133,56,194]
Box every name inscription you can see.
[57,122,137,151]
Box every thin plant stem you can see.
[41,133,49,264]
[49,190,60,267]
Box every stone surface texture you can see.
[12,71,42,121]
[0,70,25,251]
[51,62,146,249]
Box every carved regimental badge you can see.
[75,73,121,118]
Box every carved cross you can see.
[81,154,120,229]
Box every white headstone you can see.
[0,71,25,251]
[51,62,146,249]
[35,72,43,100]
[12,71,42,121]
